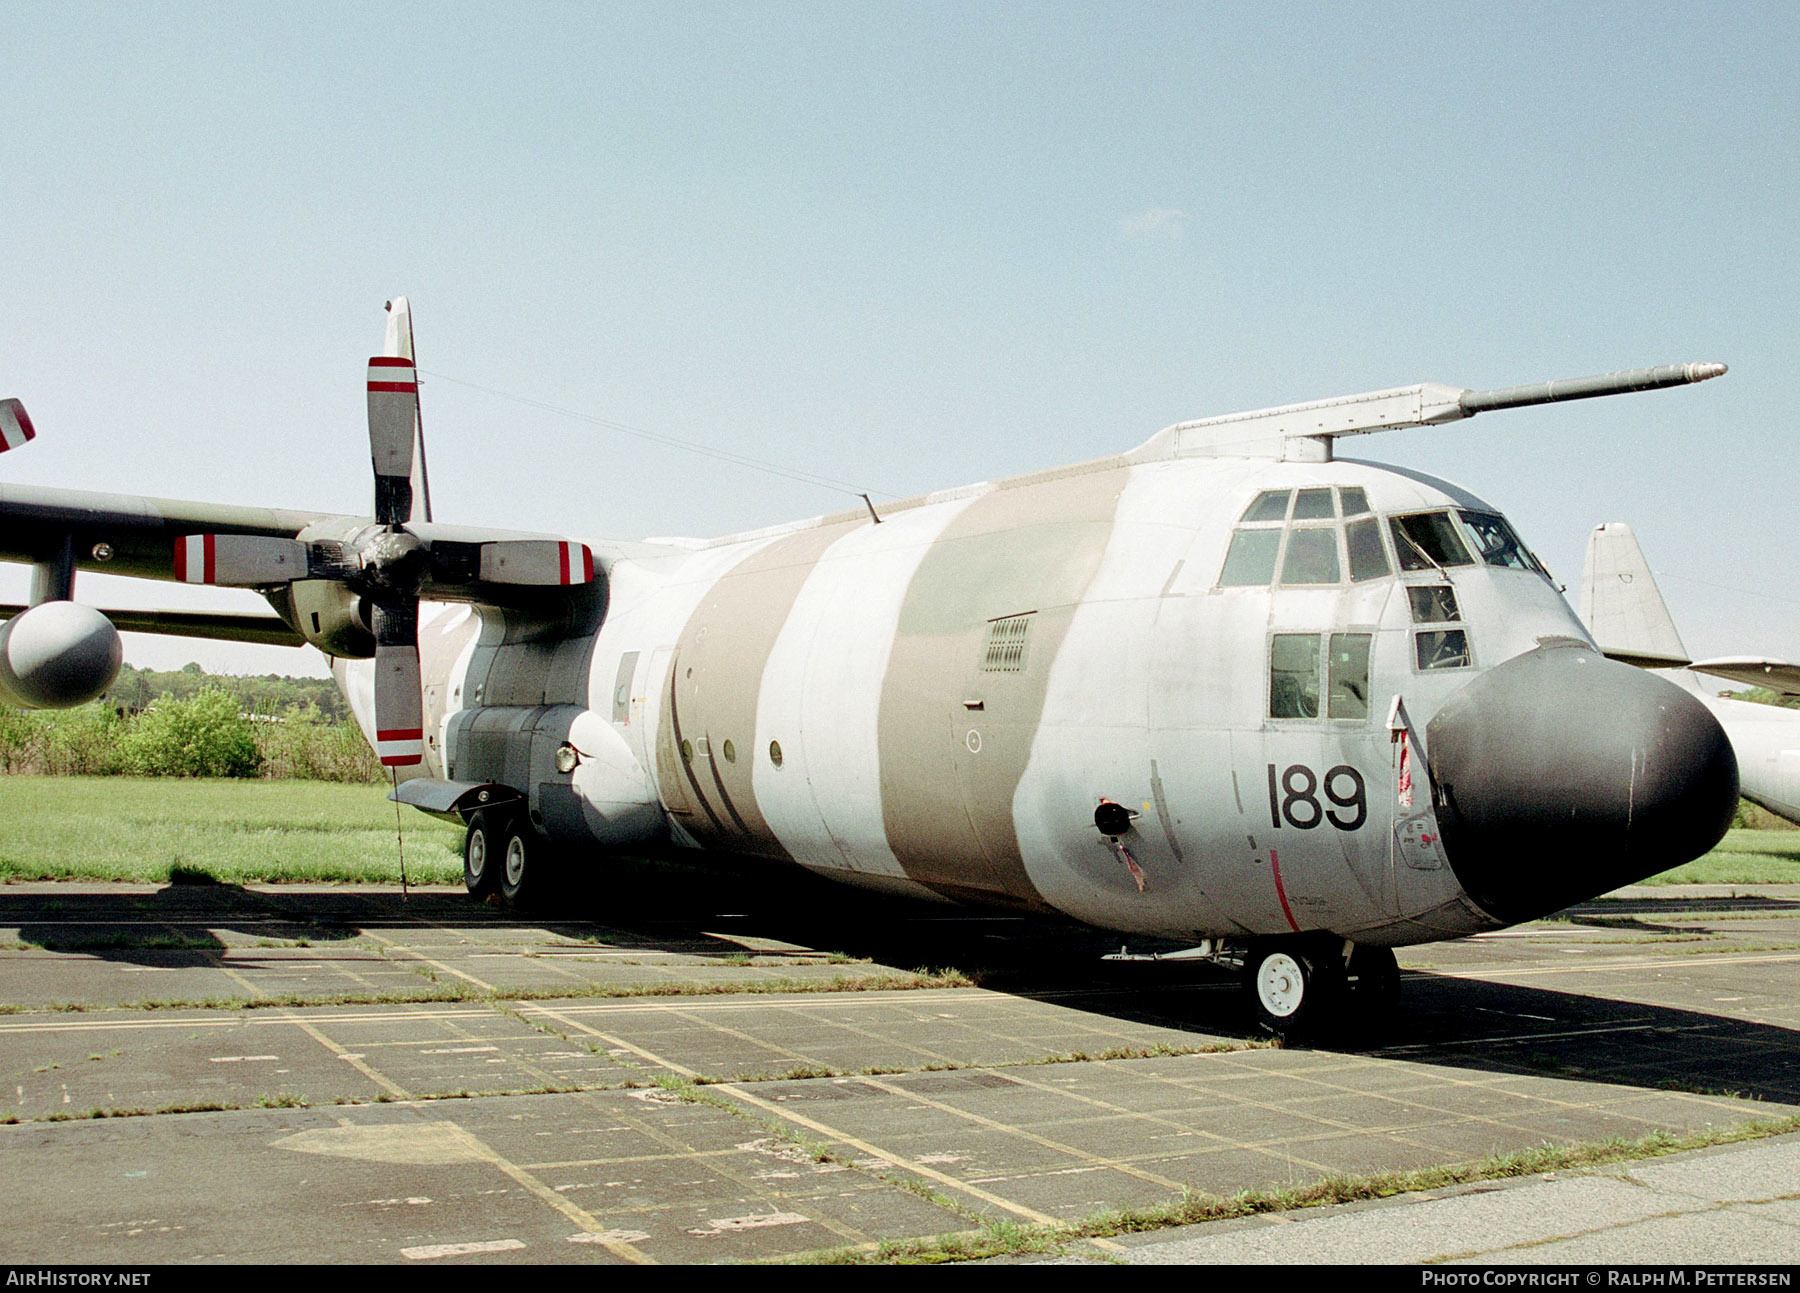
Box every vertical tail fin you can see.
[1578,522,1691,667]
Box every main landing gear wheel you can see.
[1243,942,1343,1039]
[499,819,546,908]
[1345,944,1400,1005]
[463,810,502,898]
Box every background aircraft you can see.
[1582,521,1800,824]
[0,304,1741,1035]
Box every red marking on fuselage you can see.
[1270,848,1301,933]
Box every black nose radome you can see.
[1425,642,1737,924]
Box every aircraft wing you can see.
[1689,657,1800,697]
[0,481,334,584]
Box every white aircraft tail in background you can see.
[1581,522,1800,823]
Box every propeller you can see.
[0,399,37,453]
[174,299,596,768]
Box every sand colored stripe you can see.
[655,519,861,858]
[877,468,1129,905]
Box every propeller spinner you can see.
[174,300,596,767]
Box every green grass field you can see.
[0,776,463,885]
[0,776,1796,889]
[1642,829,1800,885]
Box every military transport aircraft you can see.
[1582,520,1800,825]
[0,301,1742,1034]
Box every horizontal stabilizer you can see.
[1690,657,1800,697]
[1579,522,1690,667]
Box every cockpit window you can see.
[1327,634,1371,719]
[1339,487,1371,517]
[1280,528,1340,585]
[1269,634,1323,718]
[1219,529,1281,585]
[1269,632,1373,720]
[1345,518,1389,582]
[1291,487,1335,521]
[1416,629,1472,671]
[1458,511,1535,571]
[1390,512,1474,570]
[1241,490,1291,523]
[1408,585,1460,623]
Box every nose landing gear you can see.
[1240,938,1400,1038]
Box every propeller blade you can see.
[174,535,310,586]
[0,399,37,453]
[371,600,424,767]
[477,540,596,586]
[367,356,419,526]
[382,297,433,523]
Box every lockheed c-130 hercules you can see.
[0,301,1741,1033]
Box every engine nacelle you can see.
[282,580,376,659]
[0,602,123,709]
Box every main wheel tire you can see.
[1346,944,1400,1004]
[1243,942,1343,1038]
[499,819,544,907]
[463,810,503,897]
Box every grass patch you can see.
[796,1114,1800,1264]
[0,776,464,885]
[1647,830,1800,885]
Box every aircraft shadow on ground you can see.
[6,858,1797,1109]
[2,879,393,967]
[537,858,1800,1108]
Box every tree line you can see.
[0,665,380,781]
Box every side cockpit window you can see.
[1409,584,1471,670]
[1390,512,1474,570]
[1458,511,1537,571]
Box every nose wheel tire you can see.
[463,810,502,898]
[1243,942,1342,1038]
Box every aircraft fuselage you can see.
[341,450,1736,950]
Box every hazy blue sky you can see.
[2,2,1794,674]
